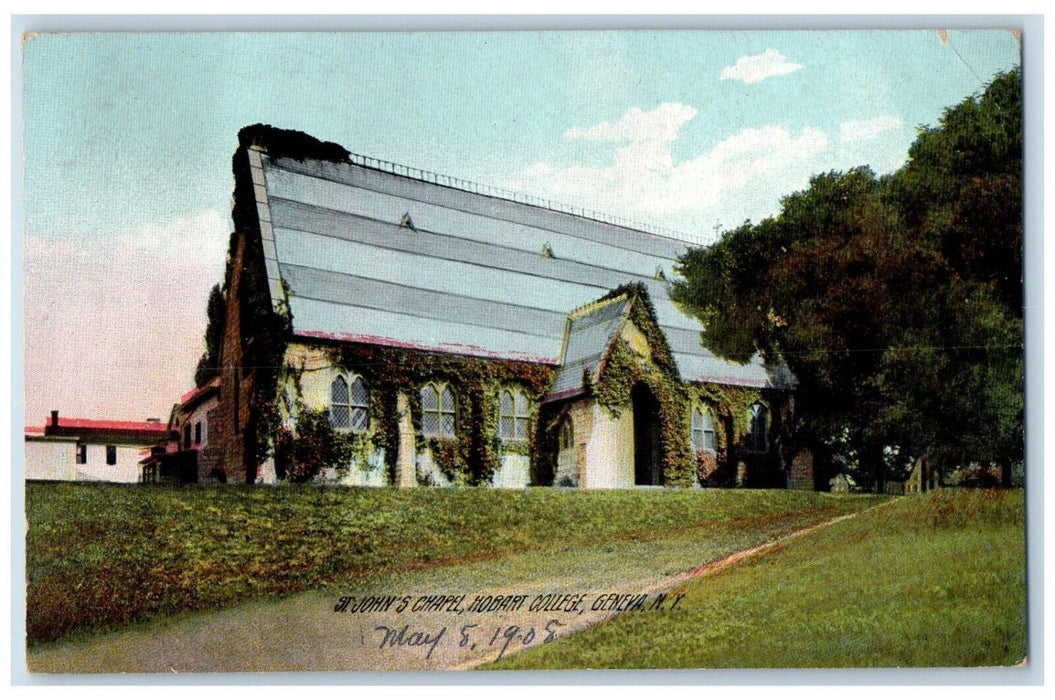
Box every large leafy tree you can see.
[889,68,1022,315]
[673,68,1023,489]
[675,167,911,490]
[881,68,1023,486]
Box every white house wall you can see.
[285,343,336,409]
[415,448,453,487]
[182,399,216,451]
[80,444,145,483]
[319,449,387,487]
[24,438,78,481]
[25,438,144,483]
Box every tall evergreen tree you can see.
[194,283,226,388]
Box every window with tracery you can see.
[498,389,530,442]
[691,407,716,452]
[748,403,768,453]
[330,373,370,431]
[421,383,456,438]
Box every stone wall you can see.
[210,284,806,491]
[492,454,530,489]
[213,231,251,484]
[787,448,815,490]
[196,404,223,482]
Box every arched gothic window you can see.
[559,417,574,452]
[498,389,530,442]
[421,383,456,438]
[330,373,370,431]
[748,403,768,453]
[691,407,716,452]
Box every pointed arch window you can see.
[559,417,574,452]
[330,373,370,431]
[691,407,716,452]
[748,403,768,453]
[555,416,577,487]
[498,389,530,442]
[421,383,456,438]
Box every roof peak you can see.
[243,123,705,247]
[340,152,705,246]
[566,292,632,322]
[239,124,351,164]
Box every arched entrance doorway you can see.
[632,383,662,486]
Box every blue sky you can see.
[20,29,1022,421]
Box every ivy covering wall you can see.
[589,285,694,487]
[685,383,768,486]
[239,284,789,488]
[273,408,376,483]
[588,284,786,488]
[289,343,559,486]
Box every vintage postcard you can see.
[17,23,1033,678]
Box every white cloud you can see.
[564,103,698,143]
[23,209,230,423]
[839,115,904,142]
[720,49,803,85]
[504,105,829,242]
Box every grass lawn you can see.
[487,488,1027,669]
[25,483,883,647]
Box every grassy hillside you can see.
[488,488,1027,669]
[25,483,881,646]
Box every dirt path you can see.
[452,508,868,671]
[27,503,882,674]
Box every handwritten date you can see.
[372,619,565,661]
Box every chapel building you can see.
[207,125,812,490]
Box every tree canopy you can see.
[673,68,1023,490]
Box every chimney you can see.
[50,410,59,427]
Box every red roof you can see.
[43,415,176,444]
[46,417,171,433]
[295,330,560,366]
[180,376,221,408]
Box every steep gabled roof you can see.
[548,295,634,402]
[236,126,792,389]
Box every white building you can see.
[25,411,175,483]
